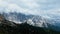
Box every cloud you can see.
[0,0,41,15]
[0,0,60,27]
[0,0,60,19]
[3,0,40,9]
[0,0,8,7]
[19,0,39,9]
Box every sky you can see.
[0,0,60,19]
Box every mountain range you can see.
[0,15,60,34]
[0,12,60,34]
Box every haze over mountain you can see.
[0,14,60,34]
[0,0,60,32]
[0,12,60,31]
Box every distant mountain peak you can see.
[0,12,49,28]
[1,12,60,31]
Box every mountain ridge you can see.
[0,14,60,34]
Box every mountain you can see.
[0,14,60,34]
[2,12,34,23]
[0,12,60,32]
[1,12,48,28]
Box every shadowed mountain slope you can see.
[0,14,60,34]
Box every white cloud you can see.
[0,0,60,19]
[0,0,8,7]
[0,0,60,27]
[3,0,40,9]
[19,0,39,9]
[5,3,40,15]
[0,0,41,15]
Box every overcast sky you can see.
[0,0,60,19]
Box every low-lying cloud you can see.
[0,0,60,19]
